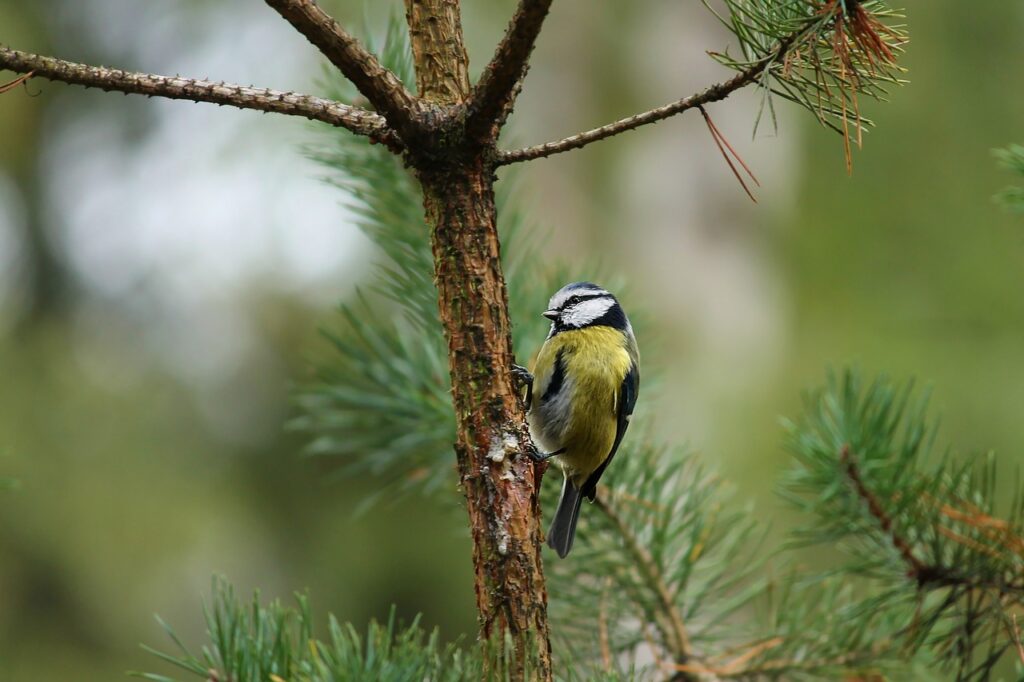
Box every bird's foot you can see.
[526,446,565,463]
[511,364,533,387]
[511,363,534,406]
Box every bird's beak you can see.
[542,309,559,321]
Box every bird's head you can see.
[543,281,628,333]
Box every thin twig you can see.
[935,496,1024,556]
[598,577,613,671]
[496,33,797,165]
[688,650,876,678]
[935,524,1005,561]
[640,619,668,672]
[466,0,553,143]
[674,637,783,676]
[264,0,420,139]
[840,444,928,578]
[0,46,401,149]
[1010,614,1024,665]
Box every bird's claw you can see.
[511,364,533,386]
[511,363,534,407]
[527,446,565,463]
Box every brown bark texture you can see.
[405,0,471,105]
[403,1,553,678]
[265,0,422,139]
[420,161,552,680]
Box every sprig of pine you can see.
[780,369,1024,681]
[704,0,907,169]
[132,577,483,682]
[546,440,916,681]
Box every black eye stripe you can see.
[560,293,608,309]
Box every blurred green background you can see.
[1,1,1023,679]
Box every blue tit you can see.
[516,282,640,558]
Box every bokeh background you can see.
[2,1,1023,679]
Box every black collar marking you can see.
[540,349,566,403]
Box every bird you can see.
[514,282,640,558]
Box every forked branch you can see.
[264,0,420,140]
[465,0,553,144]
[0,46,399,148]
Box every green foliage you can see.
[292,17,453,499]
[542,438,920,681]
[994,144,1024,213]
[744,578,912,681]
[135,577,482,682]
[781,370,1024,681]
[136,578,308,681]
[545,443,763,676]
[704,0,906,157]
[311,612,481,682]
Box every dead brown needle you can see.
[0,70,35,94]
[700,106,759,203]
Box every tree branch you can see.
[496,68,757,165]
[404,0,470,105]
[840,445,928,579]
[594,494,696,680]
[264,0,421,140]
[496,34,797,165]
[841,445,1024,593]
[465,0,553,144]
[679,650,877,680]
[0,46,400,148]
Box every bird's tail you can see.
[547,477,584,558]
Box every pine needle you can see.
[700,106,759,203]
[0,70,34,94]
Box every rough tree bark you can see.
[401,1,553,677]
[421,159,551,679]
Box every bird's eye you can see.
[568,296,580,306]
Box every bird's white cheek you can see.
[562,298,614,327]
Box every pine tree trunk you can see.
[403,1,553,678]
[420,160,553,680]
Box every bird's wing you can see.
[582,362,639,501]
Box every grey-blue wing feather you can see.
[582,364,639,501]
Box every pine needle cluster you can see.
[133,578,483,682]
[781,370,1024,681]
[705,0,907,169]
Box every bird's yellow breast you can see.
[529,326,632,484]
